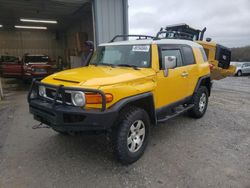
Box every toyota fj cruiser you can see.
[28,35,212,164]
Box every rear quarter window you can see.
[200,48,208,62]
[182,46,195,65]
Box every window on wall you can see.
[160,49,183,69]
[182,46,195,65]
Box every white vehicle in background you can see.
[234,62,250,76]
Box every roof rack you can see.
[155,24,207,41]
[110,35,154,42]
[155,31,194,41]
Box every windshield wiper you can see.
[116,64,140,70]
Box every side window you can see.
[182,46,195,65]
[160,49,183,69]
[243,63,249,68]
[200,48,208,62]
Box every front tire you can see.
[188,86,208,119]
[113,106,150,165]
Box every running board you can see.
[157,104,194,123]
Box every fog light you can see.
[38,86,46,97]
[71,91,85,107]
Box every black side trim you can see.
[194,74,211,94]
[110,92,157,125]
[155,96,192,119]
[111,92,152,110]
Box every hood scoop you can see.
[53,78,80,84]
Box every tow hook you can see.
[32,122,50,129]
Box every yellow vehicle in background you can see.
[197,41,236,80]
[157,24,236,80]
[28,34,212,164]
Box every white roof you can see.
[100,39,202,48]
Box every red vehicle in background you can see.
[0,54,56,81]
[22,54,55,80]
[0,55,23,77]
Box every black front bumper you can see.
[28,81,118,132]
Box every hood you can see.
[43,65,156,87]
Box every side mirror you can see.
[164,56,177,77]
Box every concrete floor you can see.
[0,77,250,188]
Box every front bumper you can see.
[28,80,118,132]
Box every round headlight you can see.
[71,91,85,107]
[38,86,46,97]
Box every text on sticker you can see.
[132,45,150,52]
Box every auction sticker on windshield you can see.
[132,45,150,52]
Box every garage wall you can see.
[93,0,128,45]
[65,12,94,51]
[0,30,64,60]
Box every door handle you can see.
[181,72,189,77]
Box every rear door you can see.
[181,46,200,96]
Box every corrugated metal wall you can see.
[0,30,64,60]
[0,0,128,60]
[66,13,94,50]
[93,0,128,45]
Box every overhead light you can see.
[0,25,3,28]
[15,25,47,30]
[20,18,57,24]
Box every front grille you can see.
[28,80,107,111]
[42,87,72,105]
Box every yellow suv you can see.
[28,35,211,164]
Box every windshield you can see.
[25,56,49,63]
[90,45,151,68]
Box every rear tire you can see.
[236,70,242,76]
[113,106,150,165]
[188,86,208,119]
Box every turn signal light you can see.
[86,93,113,104]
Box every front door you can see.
[155,46,189,109]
